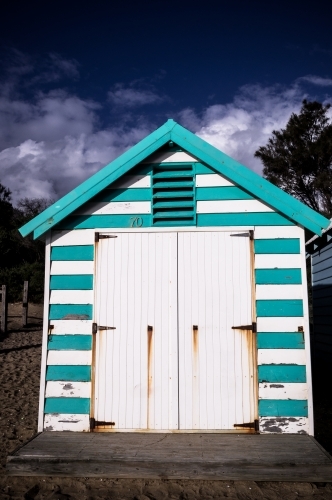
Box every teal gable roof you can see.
[19,119,330,238]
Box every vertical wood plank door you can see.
[94,233,178,430]
[178,231,255,430]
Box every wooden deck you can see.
[6,432,332,481]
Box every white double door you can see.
[94,231,255,431]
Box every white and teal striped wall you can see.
[39,149,312,434]
[41,230,94,432]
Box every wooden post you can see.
[22,280,29,328]
[0,285,8,334]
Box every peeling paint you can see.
[62,383,74,390]
[58,420,80,423]
[270,384,284,388]
[260,417,308,434]
[147,326,153,429]
[45,426,54,431]
[62,314,90,320]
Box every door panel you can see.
[178,231,255,430]
[94,230,255,432]
[94,232,178,430]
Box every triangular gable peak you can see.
[19,120,330,238]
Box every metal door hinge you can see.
[92,323,116,334]
[230,232,250,238]
[232,322,256,333]
[90,418,115,429]
[230,230,254,240]
[95,232,118,242]
[234,420,259,431]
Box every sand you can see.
[1,303,332,499]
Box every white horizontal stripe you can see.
[108,175,150,189]
[143,151,198,163]
[51,261,94,275]
[51,229,94,246]
[258,348,306,365]
[75,201,151,215]
[50,290,94,305]
[255,254,301,269]
[259,383,307,400]
[196,174,234,187]
[197,200,273,214]
[45,381,91,398]
[50,320,92,334]
[259,417,308,434]
[90,226,255,233]
[44,414,89,431]
[256,285,303,300]
[254,226,303,239]
[47,350,92,365]
[257,317,303,333]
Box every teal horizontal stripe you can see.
[195,163,215,174]
[255,269,302,284]
[50,275,93,290]
[46,365,91,381]
[258,365,306,383]
[153,170,193,179]
[95,188,151,202]
[254,238,300,254]
[51,245,94,261]
[58,214,151,229]
[48,335,92,350]
[259,399,308,417]
[128,165,152,175]
[197,213,294,226]
[49,304,93,320]
[57,213,295,229]
[44,397,90,414]
[257,333,305,349]
[256,299,303,317]
[152,220,196,227]
[196,187,254,201]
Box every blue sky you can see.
[1,0,332,202]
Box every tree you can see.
[255,100,332,217]
[0,183,52,301]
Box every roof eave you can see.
[170,124,329,235]
[19,121,176,238]
[19,119,330,239]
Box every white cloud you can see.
[297,75,332,87]
[178,81,332,174]
[0,64,331,205]
[108,83,164,108]
[49,53,79,79]
[0,90,100,151]
[0,126,152,203]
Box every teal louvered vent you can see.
[152,164,196,226]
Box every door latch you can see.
[92,323,116,334]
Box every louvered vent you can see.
[152,164,196,226]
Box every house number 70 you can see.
[130,216,143,227]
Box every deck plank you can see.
[6,433,332,481]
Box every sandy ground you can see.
[1,304,332,499]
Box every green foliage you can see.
[0,261,45,303]
[0,183,51,302]
[255,100,332,217]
